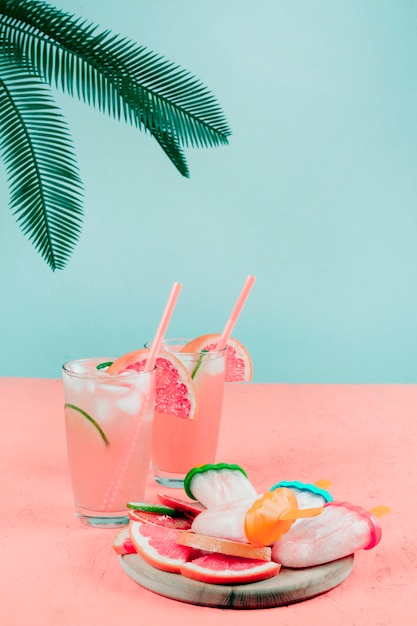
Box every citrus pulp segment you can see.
[106,348,197,420]
[181,334,252,382]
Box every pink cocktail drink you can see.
[62,358,155,527]
[149,339,226,487]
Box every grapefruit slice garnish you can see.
[106,348,197,420]
[180,554,280,585]
[178,531,272,561]
[181,334,252,382]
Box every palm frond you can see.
[0,52,83,270]
[0,0,231,165]
[153,131,189,178]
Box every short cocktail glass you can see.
[62,357,155,528]
[146,338,226,488]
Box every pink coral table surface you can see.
[1,378,416,626]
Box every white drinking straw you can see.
[216,274,256,351]
[102,281,182,512]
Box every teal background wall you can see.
[0,0,416,382]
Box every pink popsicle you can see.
[271,501,383,568]
[191,497,259,542]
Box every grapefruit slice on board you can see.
[129,520,193,573]
[128,509,193,530]
[181,334,252,382]
[113,527,137,555]
[157,493,205,518]
[180,554,280,585]
[106,348,197,419]
[128,521,280,584]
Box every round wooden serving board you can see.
[119,553,354,609]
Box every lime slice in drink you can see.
[64,403,109,445]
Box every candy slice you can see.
[271,501,384,568]
[178,530,272,561]
[184,463,258,508]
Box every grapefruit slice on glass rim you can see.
[106,348,197,420]
[181,334,252,382]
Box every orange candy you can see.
[244,488,324,547]
[244,488,299,546]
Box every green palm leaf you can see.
[0,0,231,270]
[0,53,83,271]
[0,0,231,152]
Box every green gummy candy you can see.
[183,462,248,500]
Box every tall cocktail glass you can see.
[62,357,155,527]
[146,338,226,488]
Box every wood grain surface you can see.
[119,553,355,609]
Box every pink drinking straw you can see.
[216,274,256,351]
[145,281,182,370]
[102,281,182,512]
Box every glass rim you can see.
[62,357,156,379]
[144,337,227,356]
